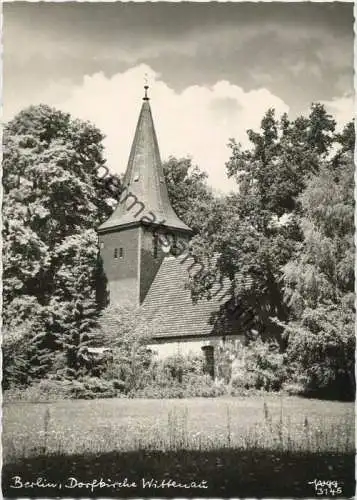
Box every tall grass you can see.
[3,399,354,464]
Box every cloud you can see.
[4,4,352,131]
[5,62,351,193]
[56,64,289,193]
[321,95,354,131]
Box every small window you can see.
[153,234,158,258]
[114,248,118,259]
[100,241,104,249]
[170,234,178,256]
[119,247,124,259]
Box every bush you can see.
[244,341,287,391]
[282,381,306,396]
[4,379,73,402]
[183,373,226,397]
[130,377,226,399]
[284,308,355,401]
[130,385,186,399]
[130,353,227,398]
[216,339,287,392]
[158,353,206,380]
[3,377,121,402]
[70,377,118,399]
[98,306,156,393]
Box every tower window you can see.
[153,233,158,258]
[119,247,124,258]
[170,234,178,256]
[114,248,118,259]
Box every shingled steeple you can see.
[97,86,192,308]
[98,86,191,234]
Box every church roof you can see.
[141,255,251,340]
[98,90,192,234]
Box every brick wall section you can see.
[140,228,192,304]
[140,227,165,304]
[99,225,192,307]
[99,227,140,307]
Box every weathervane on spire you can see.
[143,73,149,100]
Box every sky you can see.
[3,2,354,193]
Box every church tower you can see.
[97,85,192,307]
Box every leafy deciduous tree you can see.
[3,105,120,385]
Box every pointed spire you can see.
[98,89,192,234]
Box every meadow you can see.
[2,395,355,497]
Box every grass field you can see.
[2,395,355,497]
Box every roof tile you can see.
[141,255,249,340]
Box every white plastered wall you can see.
[147,335,244,359]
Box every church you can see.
[97,85,246,371]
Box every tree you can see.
[163,156,215,232]
[282,146,355,399]
[3,104,120,386]
[189,104,339,349]
[97,306,155,393]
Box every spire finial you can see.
[143,73,149,101]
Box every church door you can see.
[201,345,215,379]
